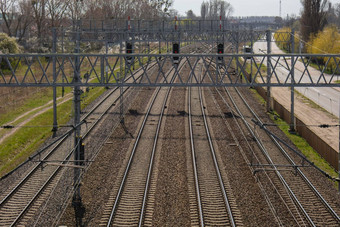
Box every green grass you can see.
[0,99,73,176]
[269,112,338,186]
[0,87,72,126]
[0,84,108,177]
[0,50,160,177]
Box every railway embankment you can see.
[254,85,339,171]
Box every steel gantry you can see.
[1,19,340,222]
[1,53,339,87]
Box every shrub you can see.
[0,33,22,70]
[307,25,340,72]
[0,33,21,54]
[274,27,299,53]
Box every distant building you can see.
[232,16,277,24]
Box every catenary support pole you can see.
[290,29,296,133]
[120,39,124,124]
[52,28,58,137]
[266,30,272,112]
[250,26,254,83]
[73,20,84,227]
[61,27,65,97]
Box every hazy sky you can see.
[172,0,340,17]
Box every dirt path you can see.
[0,93,73,144]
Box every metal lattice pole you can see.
[266,30,272,112]
[73,21,84,227]
[52,28,58,137]
[290,29,296,133]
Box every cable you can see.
[0,124,75,129]
[289,32,333,55]
[263,123,340,128]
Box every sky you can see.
[172,0,340,17]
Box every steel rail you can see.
[136,42,196,227]
[203,47,297,226]
[8,143,78,226]
[137,83,171,227]
[138,36,195,227]
[230,91,313,226]
[0,59,159,226]
[206,53,327,225]
[197,54,237,226]
[198,84,236,227]
[208,86,291,226]
[0,60,155,205]
[218,67,339,226]
[0,133,68,206]
[215,64,316,226]
[188,85,205,227]
[106,60,184,226]
[203,48,298,225]
[233,86,340,223]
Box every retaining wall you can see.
[254,86,339,171]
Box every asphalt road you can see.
[253,39,340,118]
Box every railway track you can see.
[0,59,160,226]
[188,84,238,226]
[99,56,188,226]
[211,63,340,226]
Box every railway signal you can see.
[217,43,224,64]
[243,45,252,59]
[126,42,133,65]
[173,42,180,64]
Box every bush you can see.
[0,33,21,54]
[0,33,22,70]
[274,27,299,53]
[307,25,340,72]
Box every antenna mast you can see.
[279,0,282,18]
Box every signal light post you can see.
[126,42,133,65]
[217,43,224,64]
[173,42,180,64]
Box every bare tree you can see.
[46,0,69,28]
[31,0,48,40]
[0,0,32,41]
[336,4,340,28]
[65,0,84,22]
[300,0,329,44]
[0,0,17,37]
[327,3,340,28]
[201,1,209,20]
[200,0,233,20]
